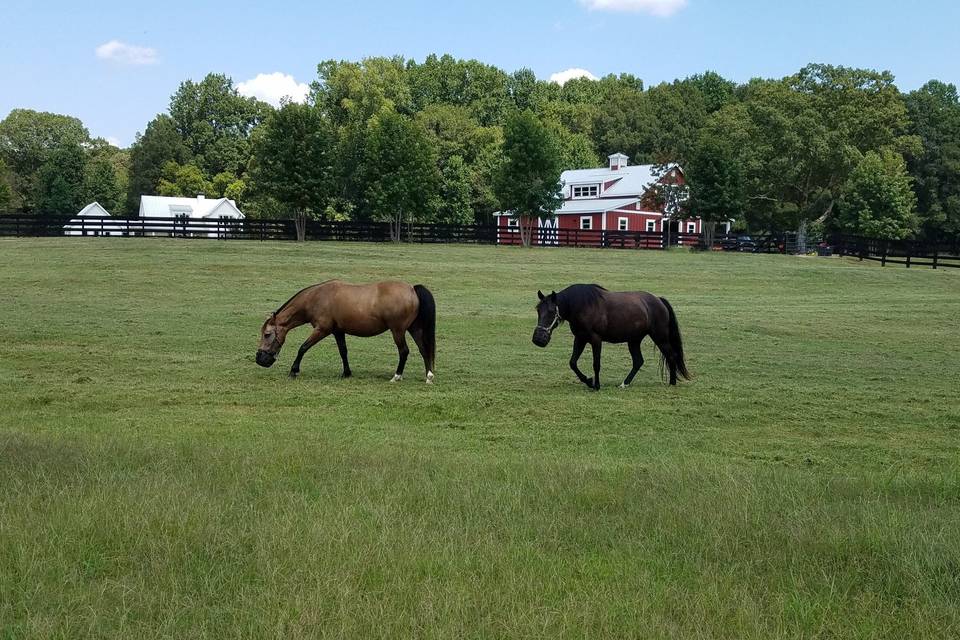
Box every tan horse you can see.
[256,280,435,383]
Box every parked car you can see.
[720,234,757,252]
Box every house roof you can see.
[560,163,680,199]
[77,202,111,217]
[556,197,640,215]
[139,195,244,219]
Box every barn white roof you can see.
[139,195,244,219]
[560,163,678,199]
[556,197,640,214]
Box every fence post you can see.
[932,247,938,270]
[906,253,911,268]
[881,241,887,266]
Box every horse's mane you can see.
[273,280,332,315]
[558,284,607,316]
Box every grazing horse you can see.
[256,280,436,383]
[532,284,689,390]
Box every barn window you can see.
[572,185,599,198]
[687,222,696,233]
[506,218,519,231]
[580,216,592,230]
[618,217,628,231]
[646,220,656,232]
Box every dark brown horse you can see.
[256,280,435,383]
[532,284,689,390]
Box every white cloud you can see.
[105,136,122,148]
[550,68,599,85]
[237,72,310,107]
[95,40,158,65]
[578,0,688,17]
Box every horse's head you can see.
[533,290,561,347]
[256,313,288,367]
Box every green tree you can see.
[211,171,239,197]
[0,158,13,213]
[314,57,413,127]
[168,73,270,177]
[364,108,440,241]
[494,110,563,247]
[83,155,123,211]
[434,155,473,224]
[35,144,86,214]
[250,102,334,240]
[157,162,212,198]
[127,115,189,213]
[416,104,504,222]
[905,80,960,239]
[703,65,915,231]
[686,134,745,244]
[832,150,918,239]
[0,109,89,211]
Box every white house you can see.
[138,195,244,220]
[138,195,245,238]
[63,202,126,236]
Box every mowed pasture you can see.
[1,238,958,639]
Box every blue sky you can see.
[3,0,958,147]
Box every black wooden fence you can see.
[1,215,716,249]
[830,234,960,269]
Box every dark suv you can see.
[720,235,757,252]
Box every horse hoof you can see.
[426,371,434,384]
[289,371,299,379]
[619,382,627,389]
[390,374,402,383]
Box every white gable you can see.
[138,195,244,219]
[77,202,111,217]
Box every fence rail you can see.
[0,215,813,255]
[3,215,719,249]
[830,234,960,269]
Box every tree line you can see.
[1,54,958,241]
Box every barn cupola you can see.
[608,153,629,171]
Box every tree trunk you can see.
[390,209,402,242]
[702,221,716,250]
[520,215,535,248]
[295,210,306,242]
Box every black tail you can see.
[659,297,691,381]
[413,285,436,371]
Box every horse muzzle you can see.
[532,330,551,348]
[255,350,276,368]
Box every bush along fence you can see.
[830,234,960,269]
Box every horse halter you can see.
[537,307,562,333]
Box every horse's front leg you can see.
[589,338,602,390]
[289,328,329,378]
[569,335,592,388]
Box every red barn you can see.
[496,153,701,247]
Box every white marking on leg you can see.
[390,374,402,383]
[426,371,434,384]
[619,382,627,389]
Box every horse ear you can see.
[550,291,557,301]
[537,290,545,301]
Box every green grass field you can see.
[1,238,958,639]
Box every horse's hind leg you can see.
[408,326,434,384]
[652,331,678,385]
[333,331,351,378]
[289,328,330,378]
[620,339,645,388]
[390,328,409,382]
